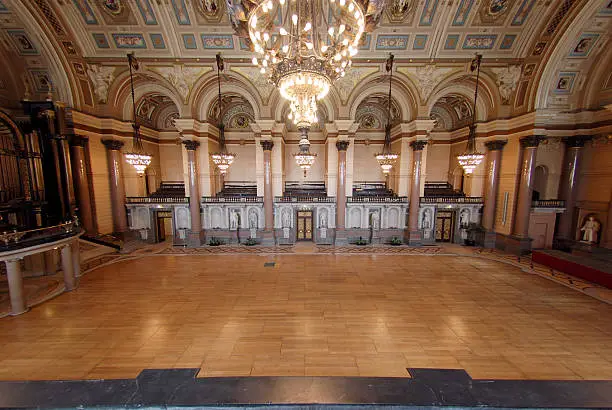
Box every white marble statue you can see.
[370,211,380,230]
[421,209,431,229]
[230,211,238,229]
[319,211,327,228]
[282,209,291,228]
[459,209,470,228]
[580,216,601,243]
[248,209,258,229]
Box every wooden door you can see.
[296,210,313,241]
[435,210,454,242]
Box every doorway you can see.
[296,210,313,241]
[435,210,454,242]
[156,211,172,242]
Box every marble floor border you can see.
[0,368,610,408]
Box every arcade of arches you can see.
[0,0,612,401]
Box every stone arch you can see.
[355,94,403,131]
[191,72,263,121]
[276,100,331,131]
[427,73,497,122]
[208,93,256,131]
[348,75,418,122]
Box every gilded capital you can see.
[182,140,200,151]
[260,140,274,151]
[70,135,88,147]
[484,140,507,151]
[410,140,427,151]
[336,140,350,151]
[520,135,545,148]
[101,139,124,151]
[564,136,590,148]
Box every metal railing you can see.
[0,220,80,250]
[532,199,566,208]
[420,196,484,204]
[202,196,263,203]
[275,196,335,203]
[126,196,189,204]
[348,196,408,203]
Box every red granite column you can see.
[183,140,201,233]
[261,140,274,231]
[336,141,349,230]
[556,136,587,241]
[513,136,544,239]
[482,140,507,247]
[71,136,95,233]
[102,140,128,233]
[408,141,427,245]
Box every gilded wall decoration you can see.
[86,64,115,103]
[152,66,211,104]
[397,65,454,103]
[386,0,417,24]
[231,66,275,103]
[333,66,379,104]
[491,65,521,104]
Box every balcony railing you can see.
[348,196,408,203]
[275,196,335,203]
[532,199,566,208]
[126,196,189,204]
[202,196,263,203]
[420,196,484,204]
[0,220,80,250]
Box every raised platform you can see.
[532,248,612,289]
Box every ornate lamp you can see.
[124,53,152,175]
[293,128,317,177]
[375,54,398,175]
[457,54,485,175]
[210,53,236,175]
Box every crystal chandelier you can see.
[210,53,236,175]
[293,128,317,177]
[124,53,152,175]
[457,54,484,175]
[247,0,366,129]
[375,54,398,175]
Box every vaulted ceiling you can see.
[0,0,610,127]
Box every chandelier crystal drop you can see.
[375,54,398,175]
[457,54,484,175]
[124,53,152,175]
[210,53,236,175]
[247,0,365,128]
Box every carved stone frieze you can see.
[152,66,211,104]
[87,64,115,104]
[397,66,454,103]
[491,65,521,105]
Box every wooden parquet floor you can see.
[0,254,611,381]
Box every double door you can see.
[296,210,313,241]
[435,210,454,242]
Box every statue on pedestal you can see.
[580,215,601,243]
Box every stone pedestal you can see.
[334,229,349,245]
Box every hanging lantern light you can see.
[375,54,398,175]
[210,53,236,174]
[456,54,484,175]
[124,53,152,175]
[293,127,317,177]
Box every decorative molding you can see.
[151,66,211,104]
[397,65,454,103]
[87,65,115,104]
[491,65,521,104]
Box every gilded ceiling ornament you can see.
[102,0,122,15]
[333,66,379,104]
[152,66,211,104]
[86,64,115,104]
[197,0,222,17]
[398,65,454,103]
[491,65,521,104]
[387,0,417,22]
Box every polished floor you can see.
[0,253,611,381]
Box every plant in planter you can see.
[353,236,368,246]
[389,237,403,246]
[208,237,224,246]
[244,237,257,246]
[464,223,484,246]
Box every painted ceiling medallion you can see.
[487,0,508,16]
[102,0,122,15]
[198,0,222,17]
[387,0,417,23]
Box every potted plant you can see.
[208,237,224,246]
[389,237,403,246]
[464,223,484,246]
[353,236,368,246]
[244,237,257,246]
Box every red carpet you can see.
[532,251,612,289]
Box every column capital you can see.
[102,139,124,151]
[485,140,507,151]
[564,135,591,148]
[336,140,350,151]
[70,135,88,147]
[260,140,274,151]
[182,140,200,151]
[520,135,545,148]
[410,140,427,151]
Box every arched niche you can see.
[133,92,180,131]
[355,94,402,131]
[207,93,256,132]
[427,80,494,124]
[348,75,417,122]
[429,93,476,131]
